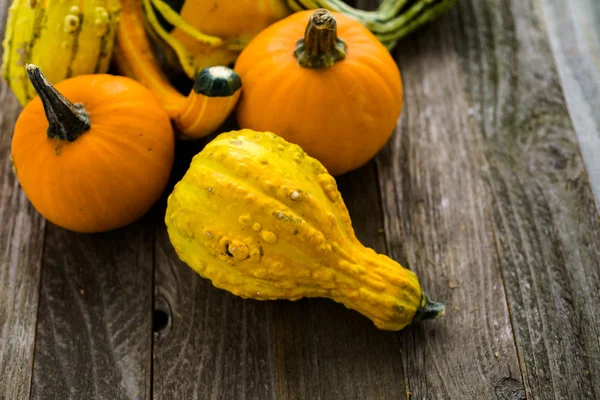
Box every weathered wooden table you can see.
[1,1,599,399]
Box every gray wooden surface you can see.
[1,0,600,399]
[378,13,522,398]
[30,222,154,399]
[541,0,600,207]
[453,1,600,397]
[0,48,45,400]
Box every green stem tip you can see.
[25,64,90,142]
[413,293,445,323]
[193,66,242,97]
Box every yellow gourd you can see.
[165,130,444,331]
[1,0,120,105]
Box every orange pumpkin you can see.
[235,9,403,175]
[11,65,175,233]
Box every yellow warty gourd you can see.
[1,0,120,105]
[165,130,444,331]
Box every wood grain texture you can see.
[453,0,600,398]
[272,164,406,400]
[30,220,154,400]
[1,0,599,399]
[269,1,406,398]
[540,0,600,207]
[377,16,523,400]
[0,2,45,399]
[154,223,278,400]
[152,138,279,400]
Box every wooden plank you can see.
[0,94,45,400]
[377,15,524,400]
[451,0,600,398]
[0,0,46,398]
[272,165,406,400]
[30,220,154,400]
[153,139,279,400]
[154,223,278,399]
[540,0,600,207]
[269,1,406,396]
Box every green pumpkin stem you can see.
[25,64,90,142]
[413,293,445,322]
[294,9,347,69]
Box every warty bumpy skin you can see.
[165,129,427,331]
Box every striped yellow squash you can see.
[143,0,290,79]
[114,0,242,139]
[1,0,120,105]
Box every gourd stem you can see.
[413,293,445,322]
[294,9,347,69]
[25,64,90,142]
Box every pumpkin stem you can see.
[413,293,445,322]
[294,9,347,69]
[25,64,91,142]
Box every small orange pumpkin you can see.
[235,9,403,175]
[11,65,175,233]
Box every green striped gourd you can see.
[1,0,120,105]
[287,0,459,49]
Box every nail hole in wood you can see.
[153,309,169,332]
